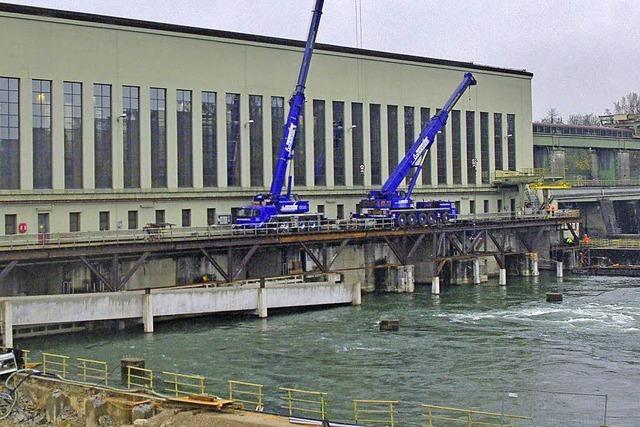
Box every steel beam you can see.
[406,234,426,260]
[299,242,326,273]
[327,239,350,270]
[118,252,150,289]
[383,236,406,265]
[199,248,230,282]
[0,260,18,282]
[79,256,115,291]
[232,245,259,281]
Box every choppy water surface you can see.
[23,274,640,426]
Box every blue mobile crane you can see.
[354,72,477,227]
[232,0,324,227]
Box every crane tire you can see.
[407,213,418,227]
[396,214,408,228]
[418,213,428,226]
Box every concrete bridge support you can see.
[142,290,153,333]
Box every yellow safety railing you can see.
[162,371,205,397]
[589,238,640,249]
[279,387,327,420]
[228,380,264,411]
[354,399,398,426]
[42,352,69,377]
[127,365,153,390]
[77,358,108,385]
[422,404,531,427]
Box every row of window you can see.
[532,123,633,139]
[1,76,518,190]
[3,197,515,235]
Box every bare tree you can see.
[540,108,563,124]
[613,92,640,114]
[567,113,600,126]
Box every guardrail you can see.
[162,371,205,397]
[127,365,153,389]
[279,387,327,419]
[422,403,531,426]
[42,352,69,377]
[354,399,398,426]
[589,238,640,249]
[77,358,108,385]
[0,212,579,251]
[228,380,264,411]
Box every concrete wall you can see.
[0,6,531,234]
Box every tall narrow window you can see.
[94,84,112,188]
[466,111,476,185]
[507,113,516,170]
[202,91,217,187]
[404,106,415,184]
[122,86,140,188]
[249,95,264,187]
[33,80,52,189]
[226,93,241,186]
[4,214,17,235]
[128,210,138,229]
[99,211,110,231]
[480,112,489,184]
[181,209,191,227]
[207,208,217,225]
[155,210,165,224]
[150,88,167,188]
[69,212,81,232]
[352,102,364,186]
[271,96,284,169]
[369,104,381,185]
[451,110,461,185]
[0,77,20,189]
[436,109,447,185]
[313,100,326,185]
[387,105,398,176]
[420,107,431,185]
[177,89,192,187]
[64,82,83,189]
[494,112,503,171]
[294,107,306,186]
[332,101,345,186]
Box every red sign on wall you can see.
[18,222,27,234]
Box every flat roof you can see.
[0,2,534,78]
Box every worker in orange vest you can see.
[581,234,590,245]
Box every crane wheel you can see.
[396,214,408,228]
[440,212,450,224]
[427,213,437,225]
[407,213,418,227]
[417,213,428,226]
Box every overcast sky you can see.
[12,0,640,120]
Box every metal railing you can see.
[279,387,327,420]
[354,399,398,426]
[77,358,108,385]
[0,212,575,251]
[422,404,531,427]
[162,371,205,397]
[588,238,640,249]
[127,365,153,390]
[42,352,69,377]
[228,380,264,411]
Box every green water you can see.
[21,274,640,426]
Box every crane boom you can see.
[380,72,477,197]
[269,0,324,199]
[232,0,324,227]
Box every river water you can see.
[22,273,640,426]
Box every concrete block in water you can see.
[546,293,563,303]
[121,357,145,383]
[379,319,399,331]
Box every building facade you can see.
[0,4,533,235]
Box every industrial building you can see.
[0,3,533,235]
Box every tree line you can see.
[540,92,639,126]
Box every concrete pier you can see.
[432,276,440,295]
[142,291,153,333]
[257,287,268,318]
[556,261,564,278]
[473,259,481,285]
[351,282,362,306]
[499,269,507,286]
[2,301,12,348]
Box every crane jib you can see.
[285,123,297,156]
